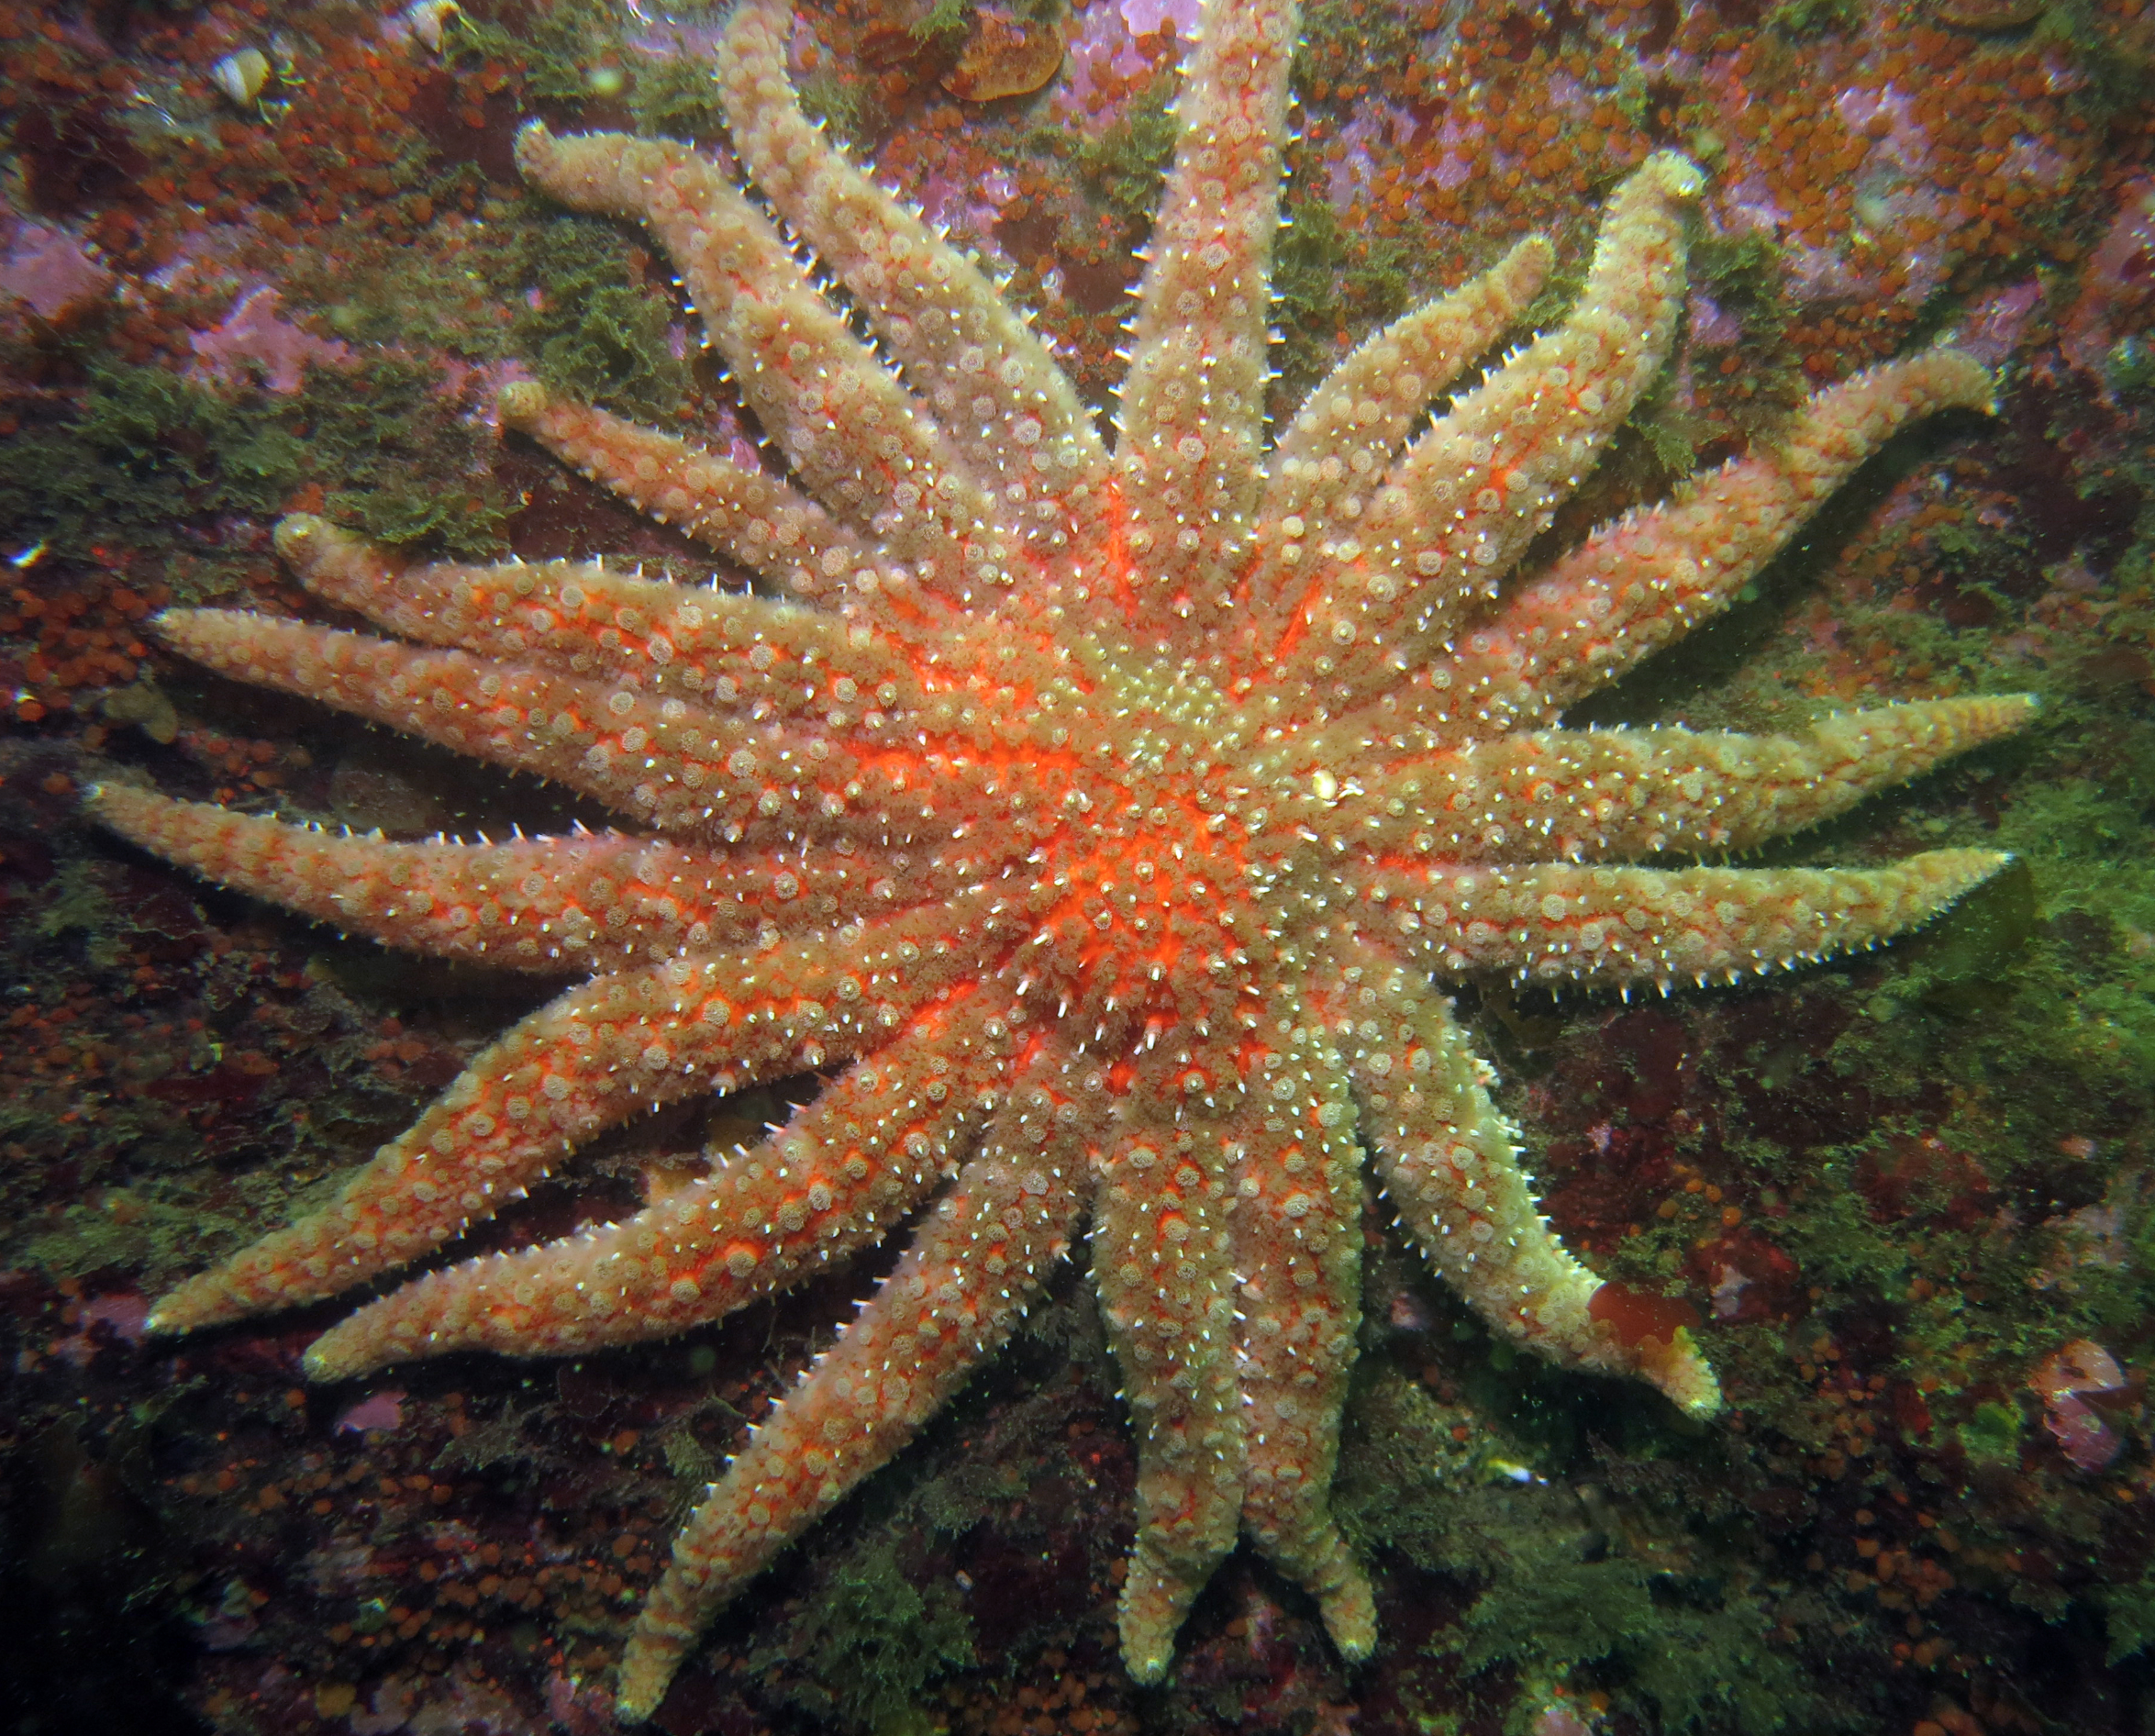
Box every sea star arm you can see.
[145,952,867,1331]
[261,515,1077,814]
[108,763,1011,1335]
[1326,933,1720,1414]
[1224,1013,1376,1667]
[1111,0,1294,640]
[1091,1044,1247,1683]
[1358,696,2037,862]
[616,1050,1090,1719]
[149,609,937,845]
[1427,348,1996,736]
[302,990,1012,1378]
[86,785,946,968]
[268,512,925,731]
[1243,233,1553,631]
[1369,849,2009,989]
[714,0,1112,568]
[512,124,1005,610]
[491,385,915,605]
[1276,152,1700,710]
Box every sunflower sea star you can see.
[92,0,2032,1713]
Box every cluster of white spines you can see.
[617,1042,1092,1717]
[495,384,911,603]
[1273,156,1701,716]
[1394,851,2009,988]
[1247,234,1555,632]
[303,991,1013,1379]
[1111,0,1295,635]
[711,0,1110,567]
[1429,350,1999,737]
[510,123,1017,613]
[1350,696,2038,862]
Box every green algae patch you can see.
[2034,0,2155,123]
[911,0,973,47]
[297,358,512,561]
[629,52,731,144]
[1454,1552,1810,1736]
[1075,72,1178,223]
[1893,856,2038,1019]
[33,860,125,965]
[2100,1568,2155,1665]
[0,349,512,584]
[1270,191,1413,396]
[1958,1399,2026,1465]
[21,1190,253,1295]
[747,1537,973,1734]
[1337,1363,1824,1734]
[299,208,522,361]
[797,69,876,149]
[1690,228,1805,425]
[1294,0,1420,102]
[1766,0,1866,39]
[439,0,626,106]
[516,214,691,425]
[0,361,301,584]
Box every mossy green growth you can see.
[1770,1154,1910,1293]
[20,1187,253,1294]
[1765,0,1864,38]
[0,360,302,582]
[629,50,730,142]
[1625,371,1705,485]
[0,343,518,584]
[2092,1190,2155,1328]
[1809,705,2155,1171]
[2100,1568,2155,1664]
[2033,0,2155,124]
[1959,1400,2025,1464]
[1336,1366,1825,1734]
[1691,227,1804,418]
[33,860,125,966]
[1271,190,1413,395]
[797,67,875,148]
[302,204,517,358]
[294,357,512,560]
[910,0,972,45]
[1294,0,1419,96]
[746,1537,972,1735]
[439,0,625,105]
[1453,1552,1813,1735]
[2105,335,2155,404]
[515,214,691,424]
[1076,71,1178,223]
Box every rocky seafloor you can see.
[4,0,2155,1731]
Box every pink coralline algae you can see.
[186,284,356,395]
[1120,0,1201,34]
[2029,1340,2130,1473]
[2061,177,2155,388]
[0,213,114,319]
[333,1387,408,1434]
[49,1289,149,1366]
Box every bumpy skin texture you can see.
[91,0,2032,1715]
